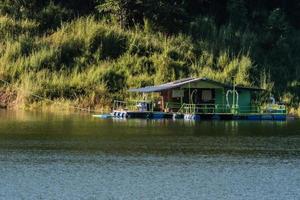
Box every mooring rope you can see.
[0,78,99,112]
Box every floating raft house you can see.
[111,77,287,120]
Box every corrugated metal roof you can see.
[129,78,218,93]
[128,77,263,93]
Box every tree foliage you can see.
[0,0,299,106]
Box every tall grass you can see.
[0,16,259,111]
[0,15,38,39]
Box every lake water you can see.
[0,110,299,200]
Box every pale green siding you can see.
[221,89,251,107]
[215,89,224,105]
[238,90,251,107]
[237,90,251,113]
[180,81,223,89]
[219,89,252,113]
[215,89,225,113]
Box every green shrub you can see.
[101,69,126,93]
[58,38,85,69]
[87,27,128,61]
[127,36,161,57]
[0,15,38,39]
[24,47,59,71]
[39,1,72,31]
[1,14,298,110]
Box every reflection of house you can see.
[129,77,263,113]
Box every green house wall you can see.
[179,81,252,108]
[215,89,224,105]
[167,80,253,113]
[176,88,251,107]
[214,89,252,113]
[216,89,251,106]
[180,81,223,89]
[238,90,251,107]
[215,89,224,113]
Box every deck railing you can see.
[177,103,287,115]
[113,100,287,115]
[177,103,227,114]
[113,100,154,112]
[165,102,183,112]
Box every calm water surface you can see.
[0,110,299,200]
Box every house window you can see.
[172,89,184,98]
[202,90,212,102]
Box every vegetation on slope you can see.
[0,0,299,112]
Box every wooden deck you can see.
[111,110,286,121]
[111,100,287,121]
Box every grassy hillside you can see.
[0,0,299,114]
[0,16,254,111]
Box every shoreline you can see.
[0,102,299,119]
[1,87,299,117]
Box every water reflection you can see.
[0,110,299,199]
